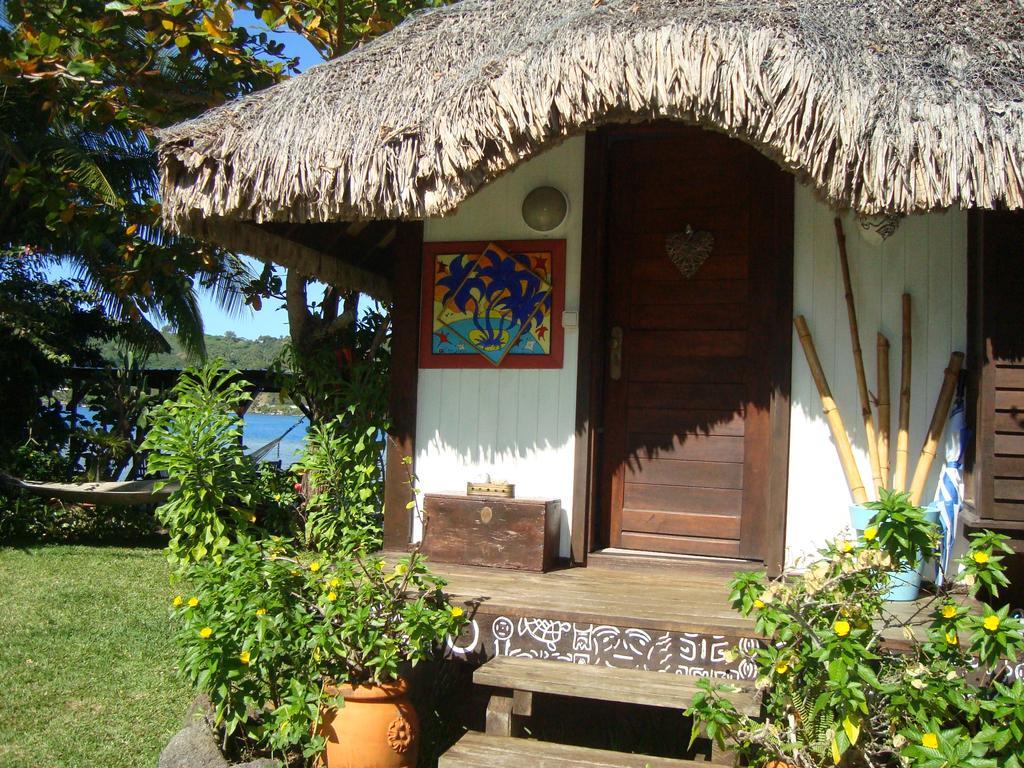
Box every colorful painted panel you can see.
[420,240,565,369]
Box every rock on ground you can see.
[158,697,282,768]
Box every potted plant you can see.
[145,363,466,766]
[174,538,466,767]
[688,491,1024,767]
[848,497,940,601]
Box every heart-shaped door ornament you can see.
[665,226,714,279]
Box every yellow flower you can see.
[753,599,766,610]
[248,514,256,523]
[922,733,939,750]
[834,620,852,637]
[199,627,213,639]
[172,596,183,607]
[394,563,407,576]
[863,526,878,541]
[239,650,251,665]
[774,660,790,675]
[972,550,990,565]
[945,630,958,645]
[450,606,464,618]
[188,597,199,608]
[309,561,321,572]
[941,604,957,619]
[329,577,340,588]
[840,540,853,553]
[983,614,1001,632]
[327,591,337,602]
[255,608,267,617]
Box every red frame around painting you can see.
[419,239,566,369]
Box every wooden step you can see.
[473,655,759,716]
[440,732,704,768]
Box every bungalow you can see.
[157,0,1024,684]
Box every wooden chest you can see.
[420,494,561,572]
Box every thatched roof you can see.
[159,0,1024,251]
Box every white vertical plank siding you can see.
[415,137,586,554]
[786,185,968,566]
[413,140,967,569]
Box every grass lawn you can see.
[0,545,193,768]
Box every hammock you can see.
[246,416,306,463]
[1,416,306,506]
[0,474,177,506]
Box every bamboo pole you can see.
[876,333,891,489]
[893,294,913,491]
[795,315,869,504]
[908,352,965,506]
[834,217,883,498]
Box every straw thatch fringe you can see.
[158,0,1024,234]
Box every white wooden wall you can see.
[414,136,969,568]
[416,137,586,555]
[785,186,968,566]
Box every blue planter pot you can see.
[848,502,940,602]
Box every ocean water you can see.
[73,408,308,469]
[243,413,308,468]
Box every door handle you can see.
[609,326,623,381]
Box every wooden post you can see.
[893,294,913,491]
[485,692,527,737]
[876,333,891,489]
[383,222,424,550]
[908,352,965,506]
[795,315,869,504]
[835,217,883,498]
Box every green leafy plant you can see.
[148,361,462,763]
[142,361,260,564]
[299,411,385,552]
[0,256,122,454]
[252,462,303,537]
[174,538,466,761]
[688,491,1024,768]
[274,307,391,552]
[272,305,390,427]
[78,352,167,480]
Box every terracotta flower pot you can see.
[319,679,419,768]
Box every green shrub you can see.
[688,490,1024,768]
[252,463,303,537]
[149,361,463,762]
[299,409,384,552]
[273,312,390,552]
[0,444,160,544]
[174,539,465,761]
[142,362,262,565]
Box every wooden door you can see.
[598,125,792,562]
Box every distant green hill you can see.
[101,330,287,370]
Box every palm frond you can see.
[51,147,123,207]
[196,253,258,319]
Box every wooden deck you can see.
[434,556,754,635]
[403,553,976,678]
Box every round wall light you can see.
[522,186,568,232]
